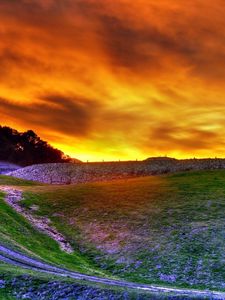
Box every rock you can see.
[7,158,225,185]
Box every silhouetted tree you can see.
[0,126,73,166]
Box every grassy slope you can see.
[0,176,106,277]
[21,170,225,290]
[0,175,39,186]
[0,290,15,300]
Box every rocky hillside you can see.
[7,158,225,184]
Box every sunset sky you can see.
[1,0,225,161]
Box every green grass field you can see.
[0,175,39,186]
[0,171,224,292]
[0,290,15,300]
[19,170,225,290]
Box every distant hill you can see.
[0,125,80,166]
[144,156,178,162]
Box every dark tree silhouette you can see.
[0,126,74,166]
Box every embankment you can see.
[7,157,225,184]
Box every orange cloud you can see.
[0,0,225,161]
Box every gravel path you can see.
[0,186,73,253]
[0,244,224,299]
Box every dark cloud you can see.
[0,95,100,137]
[147,123,220,152]
[1,0,225,79]
[97,15,196,71]
[0,49,46,79]
[99,15,225,83]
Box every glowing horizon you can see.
[1,0,225,162]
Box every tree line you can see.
[0,126,73,166]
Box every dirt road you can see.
[0,244,224,299]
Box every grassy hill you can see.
[0,170,224,297]
[19,170,225,290]
[0,177,106,277]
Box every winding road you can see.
[0,244,224,299]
